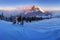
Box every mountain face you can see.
[18,5,52,18]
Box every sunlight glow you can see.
[44,7,60,11]
[0,6,60,12]
[17,5,45,13]
[32,5,45,13]
[0,7,16,11]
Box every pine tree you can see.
[1,12,4,20]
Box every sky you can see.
[0,0,60,10]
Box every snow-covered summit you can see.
[18,5,52,18]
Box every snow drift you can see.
[0,18,60,40]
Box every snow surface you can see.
[0,18,60,40]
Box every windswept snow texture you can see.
[0,18,60,40]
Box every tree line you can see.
[0,12,51,25]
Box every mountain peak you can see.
[31,5,45,13]
[16,5,45,13]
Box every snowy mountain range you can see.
[0,5,52,18]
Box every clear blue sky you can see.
[0,0,60,10]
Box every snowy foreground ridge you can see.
[0,18,60,40]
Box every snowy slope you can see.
[0,18,60,40]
